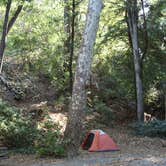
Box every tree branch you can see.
[0,0,12,74]
[7,5,23,34]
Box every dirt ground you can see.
[0,127,165,166]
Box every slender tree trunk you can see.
[65,0,103,157]
[69,0,75,94]
[7,5,23,34]
[0,1,23,74]
[64,0,75,94]
[64,0,71,67]
[161,83,166,120]
[126,0,144,122]
[164,94,166,120]
[140,0,148,59]
[0,0,12,74]
[134,49,144,122]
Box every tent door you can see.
[83,133,94,150]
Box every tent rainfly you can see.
[82,129,119,152]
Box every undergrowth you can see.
[94,101,114,126]
[132,120,166,138]
[0,100,65,157]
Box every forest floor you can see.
[0,63,166,166]
[0,126,166,166]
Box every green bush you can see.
[35,120,65,157]
[132,120,166,138]
[94,101,114,126]
[0,100,65,157]
[0,100,37,148]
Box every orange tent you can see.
[82,129,119,152]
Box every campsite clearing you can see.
[0,126,165,166]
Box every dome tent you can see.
[82,129,119,152]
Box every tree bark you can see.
[161,83,166,120]
[0,0,12,74]
[68,0,75,94]
[0,1,23,74]
[7,5,23,34]
[140,0,148,59]
[164,94,166,120]
[65,0,103,157]
[64,0,75,94]
[64,0,71,68]
[126,0,144,122]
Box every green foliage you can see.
[1,0,164,105]
[94,101,114,126]
[35,120,65,157]
[0,100,65,157]
[143,0,166,111]
[94,0,135,101]
[6,0,69,91]
[132,120,166,138]
[0,100,37,148]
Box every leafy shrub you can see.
[35,120,65,157]
[94,101,114,126]
[0,100,37,148]
[132,120,166,138]
[0,100,65,157]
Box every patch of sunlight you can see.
[145,156,161,163]
[146,86,159,103]
[112,41,128,52]
[48,113,67,133]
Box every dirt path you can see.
[0,127,165,166]
[0,151,166,166]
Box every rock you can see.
[30,101,48,110]
[28,101,48,119]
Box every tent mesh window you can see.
[84,133,94,150]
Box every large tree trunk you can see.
[0,0,12,74]
[65,0,103,157]
[126,0,144,122]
